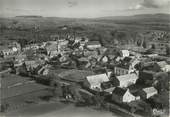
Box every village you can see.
[0,27,170,117]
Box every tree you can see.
[18,63,28,76]
[93,92,105,109]
[142,40,147,48]
[153,72,169,92]
[166,46,170,55]
[17,39,28,50]
[110,30,117,37]
[12,20,18,30]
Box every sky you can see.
[0,0,170,18]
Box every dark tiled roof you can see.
[123,57,132,63]
[112,87,127,96]
[131,91,140,97]
[141,70,156,75]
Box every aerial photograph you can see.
[0,0,170,117]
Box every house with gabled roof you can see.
[112,87,139,103]
[86,41,101,50]
[153,61,169,72]
[85,73,110,91]
[114,57,140,76]
[139,87,158,99]
[112,73,138,88]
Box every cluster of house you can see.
[54,46,169,108]
[151,31,169,40]
[148,40,170,55]
[147,32,170,55]
[0,31,169,114]
[81,49,170,105]
[17,35,105,71]
[0,41,21,57]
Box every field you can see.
[0,13,170,48]
[4,102,122,117]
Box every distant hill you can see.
[15,15,43,18]
[0,13,169,47]
[96,13,170,20]
[0,13,169,31]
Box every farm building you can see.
[112,87,139,103]
[86,41,102,50]
[112,73,138,88]
[120,50,129,57]
[114,57,140,76]
[139,87,158,99]
[85,73,110,91]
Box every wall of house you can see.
[114,67,129,76]
[123,91,135,103]
[87,45,101,50]
[121,50,129,57]
[119,81,130,88]
[146,91,157,99]
[119,81,127,88]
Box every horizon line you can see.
[0,13,170,19]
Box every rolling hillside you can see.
[0,14,169,47]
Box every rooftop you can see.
[112,87,127,96]
[156,61,168,68]
[143,87,157,94]
[104,87,116,93]
[86,73,109,86]
[116,73,138,81]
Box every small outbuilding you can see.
[139,87,158,99]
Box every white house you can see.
[86,41,101,50]
[1,49,13,56]
[141,87,158,99]
[164,65,170,72]
[86,73,110,90]
[114,57,140,76]
[120,50,129,57]
[112,87,139,103]
[45,42,59,57]
[122,89,137,103]
[115,73,138,88]
[98,55,109,63]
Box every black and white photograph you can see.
[0,0,170,117]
